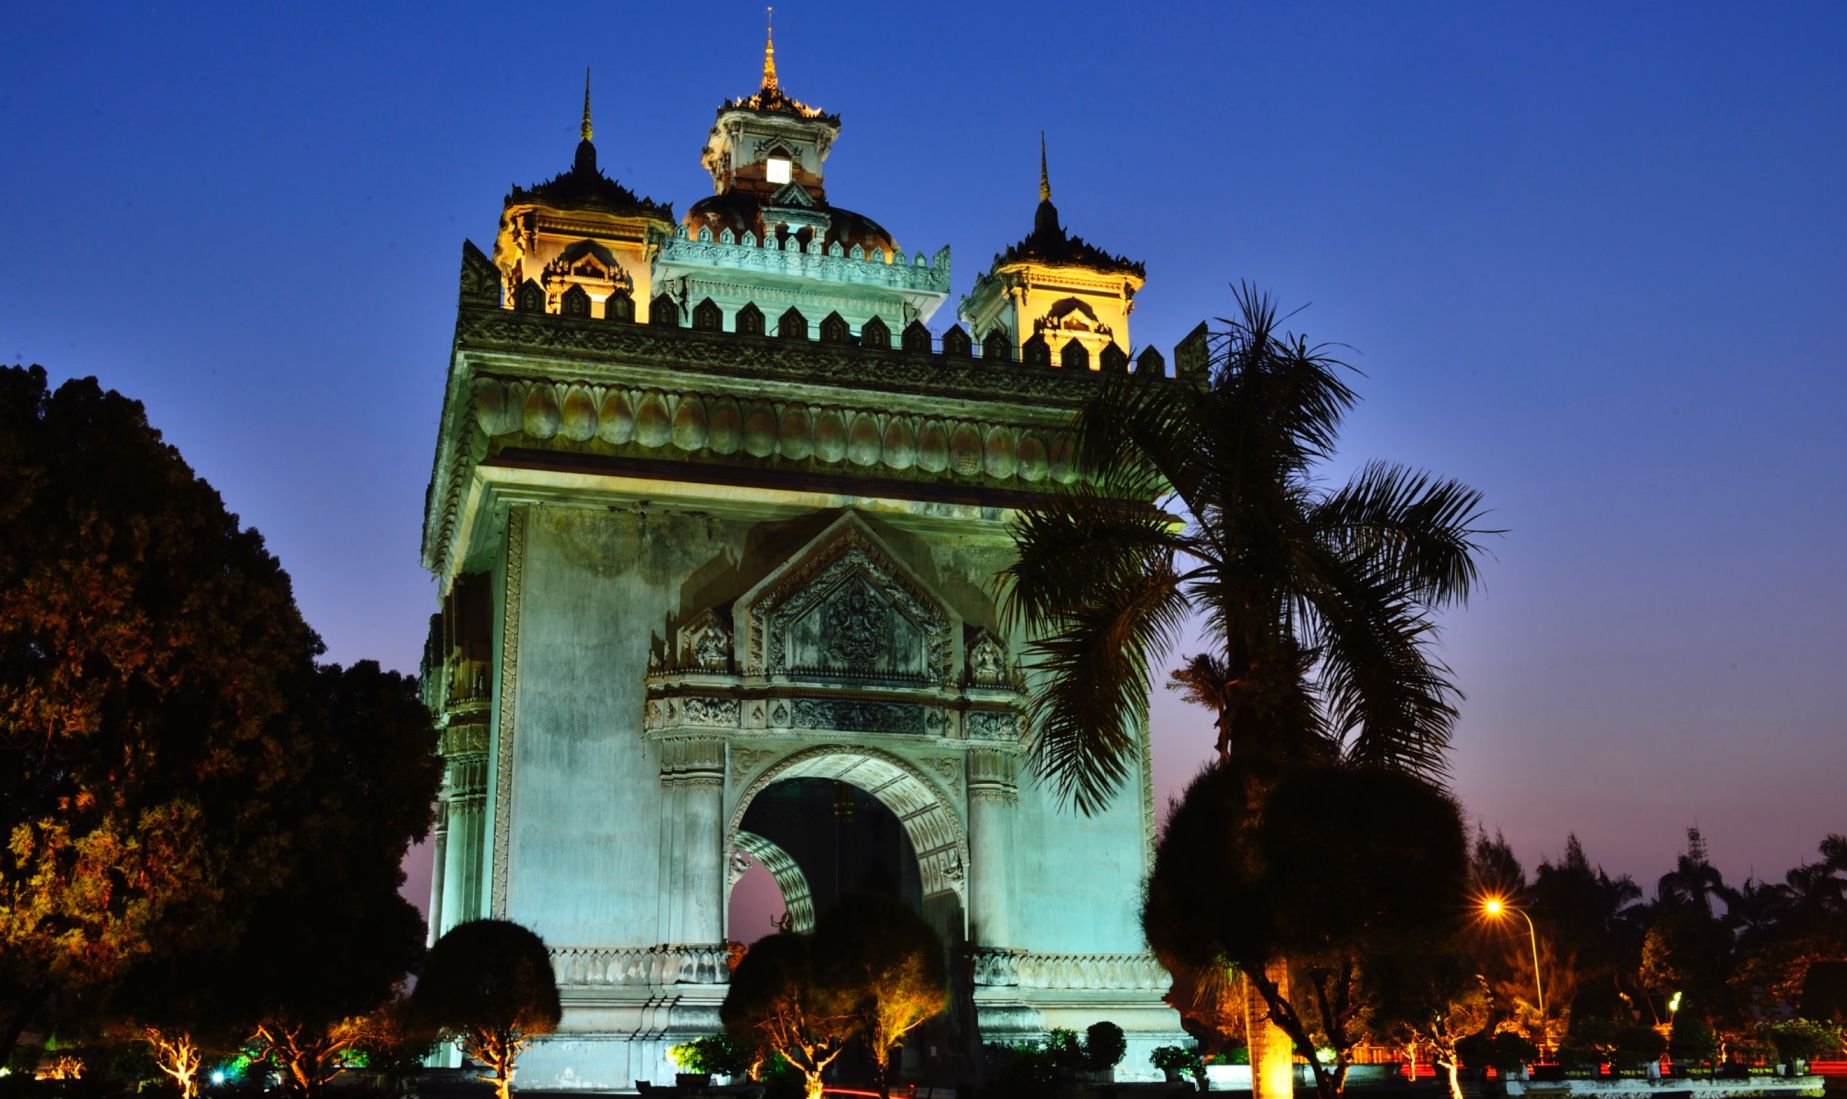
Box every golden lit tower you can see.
[491,71,676,321]
[959,135,1146,367]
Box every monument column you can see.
[966,748,1018,948]
[442,748,488,932]
[426,794,449,944]
[659,736,728,945]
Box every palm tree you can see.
[1002,283,1494,1096]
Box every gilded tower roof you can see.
[716,10,840,124]
[989,136,1144,278]
[505,70,674,222]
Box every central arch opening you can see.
[724,746,977,1082]
[735,777,922,935]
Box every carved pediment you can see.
[674,608,732,673]
[736,513,959,687]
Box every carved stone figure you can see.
[694,621,730,672]
[968,629,1007,685]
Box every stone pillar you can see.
[442,749,488,933]
[426,795,448,945]
[659,737,727,945]
[966,749,1018,949]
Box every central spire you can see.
[1040,131,1051,203]
[762,6,778,93]
[581,67,593,143]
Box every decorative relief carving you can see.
[440,723,491,756]
[551,944,733,988]
[694,623,730,670]
[966,710,1021,741]
[966,629,1009,687]
[681,696,740,727]
[658,736,726,787]
[730,746,777,775]
[926,756,962,787]
[727,849,754,885]
[741,517,955,686]
[969,949,1171,992]
[791,697,928,735]
[489,507,527,919]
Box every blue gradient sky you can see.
[5,3,1843,909]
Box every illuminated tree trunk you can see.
[1442,1057,1463,1099]
[1247,966,1296,1099]
[144,1029,203,1099]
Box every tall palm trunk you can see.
[1248,966,1296,1099]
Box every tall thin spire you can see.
[762,7,778,93]
[581,67,593,143]
[1039,131,1051,202]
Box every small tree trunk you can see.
[1442,1059,1463,1099]
[1247,966,1296,1099]
[802,1069,825,1099]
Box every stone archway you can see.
[732,829,817,932]
[726,744,968,913]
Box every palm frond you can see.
[1297,548,1461,782]
[1311,460,1497,607]
[1022,557,1189,815]
[1071,368,1210,506]
[998,476,1188,637]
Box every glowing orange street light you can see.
[1483,896,1547,1054]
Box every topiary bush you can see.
[1084,1022,1127,1072]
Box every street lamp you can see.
[1483,896,1547,1055]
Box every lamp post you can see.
[1484,897,1547,1056]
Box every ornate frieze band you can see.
[551,944,732,987]
[970,949,1172,993]
[472,375,1078,488]
[489,506,526,919]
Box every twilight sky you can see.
[5,2,1843,914]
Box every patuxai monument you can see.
[419,34,1205,1089]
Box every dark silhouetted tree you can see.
[411,920,562,1099]
[0,365,325,1062]
[1003,285,1492,1099]
[722,931,856,1099]
[1144,761,1471,1099]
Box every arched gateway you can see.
[420,43,1186,1091]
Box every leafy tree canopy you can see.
[0,365,324,1059]
[812,893,947,1097]
[1144,761,1469,1099]
[412,920,561,1099]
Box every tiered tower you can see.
[958,135,1147,369]
[421,36,1193,1090]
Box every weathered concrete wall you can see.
[505,506,749,945]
